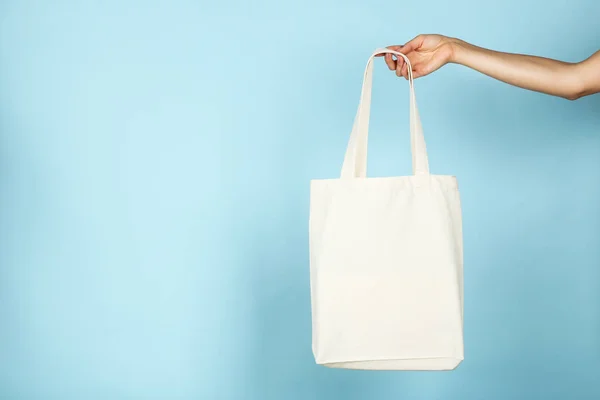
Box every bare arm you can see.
[381,35,600,100]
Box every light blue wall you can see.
[1,1,599,399]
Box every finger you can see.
[395,60,403,77]
[382,46,404,70]
[384,53,396,70]
[374,45,402,56]
[402,35,425,54]
[375,44,401,68]
[386,45,404,63]
[395,55,405,74]
[403,53,419,79]
[401,62,409,80]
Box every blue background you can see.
[1,1,599,399]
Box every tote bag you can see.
[309,49,464,371]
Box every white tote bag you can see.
[309,49,464,370]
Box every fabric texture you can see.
[309,49,464,371]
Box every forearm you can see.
[449,39,588,100]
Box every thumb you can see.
[401,35,425,54]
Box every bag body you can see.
[309,49,464,370]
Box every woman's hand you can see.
[378,34,456,79]
[378,34,600,99]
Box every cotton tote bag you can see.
[309,49,464,371]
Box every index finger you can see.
[376,45,405,70]
[374,45,403,56]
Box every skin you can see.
[378,35,600,100]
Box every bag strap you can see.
[340,48,430,178]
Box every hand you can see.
[377,34,456,79]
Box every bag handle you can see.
[340,48,430,178]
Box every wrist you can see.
[446,37,468,64]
